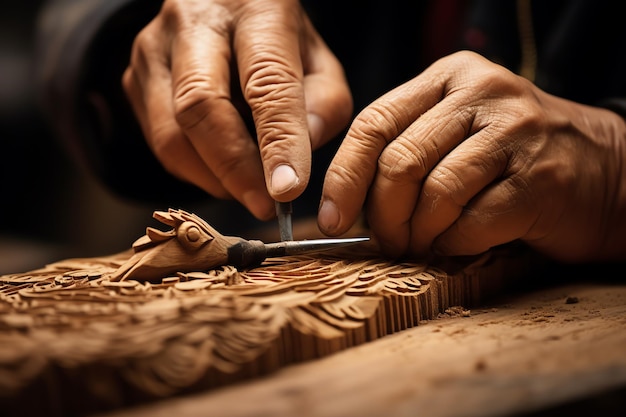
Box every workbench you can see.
[88,264,626,417]
[1,216,625,417]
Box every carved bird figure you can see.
[110,209,243,282]
[110,208,368,282]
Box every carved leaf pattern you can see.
[0,247,463,398]
[0,210,524,415]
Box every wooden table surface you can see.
[93,265,626,417]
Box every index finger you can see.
[235,3,311,202]
[318,64,451,237]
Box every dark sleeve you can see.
[34,0,206,205]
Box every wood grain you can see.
[0,209,538,417]
[95,281,626,417]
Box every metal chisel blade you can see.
[275,201,293,242]
[226,236,370,269]
[264,237,370,257]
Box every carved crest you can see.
[111,209,243,282]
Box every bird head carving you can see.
[110,209,242,282]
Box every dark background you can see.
[0,1,433,274]
[0,0,159,273]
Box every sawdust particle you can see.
[565,296,579,304]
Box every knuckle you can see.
[173,81,221,129]
[377,139,433,184]
[132,25,154,50]
[244,64,300,105]
[212,151,251,181]
[243,66,304,149]
[160,0,231,33]
[159,0,187,26]
[344,103,405,160]
[126,24,165,79]
[425,165,466,207]
[121,68,134,93]
[130,23,160,62]
[358,101,411,139]
[127,36,146,70]
[160,0,182,16]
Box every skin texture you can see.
[319,51,626,263]
[122,0,352,220]
[123,1,626,263]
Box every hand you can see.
[122,0,352,219]
[319,51,626,262]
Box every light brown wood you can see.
[111,209,244,281]
[0,209,538,416]
[94,280,626,417]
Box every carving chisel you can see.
[275,201,294,241]
[111,208,370,281]
[227,236,370,269]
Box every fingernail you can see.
[271,164,299,195]
[307,113,324,147]
[318,199,340,233]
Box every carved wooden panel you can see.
[0,210,534,416]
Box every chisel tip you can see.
[275,201,293,242]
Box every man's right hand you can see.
[122,0,352,220]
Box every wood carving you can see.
[111,209,244,281]
[0,208,533,416]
